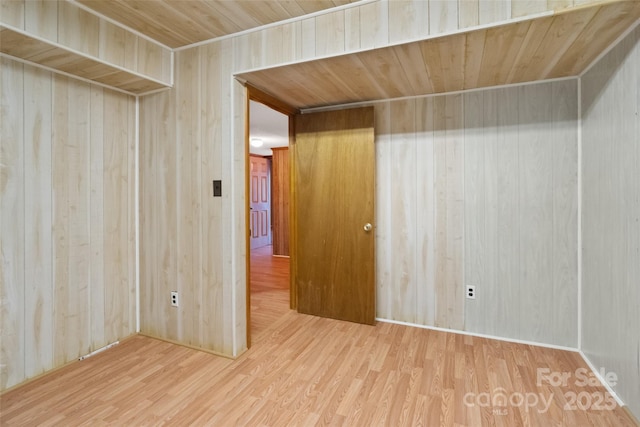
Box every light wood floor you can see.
[1,247,637,426]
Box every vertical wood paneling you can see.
[429,0,458,34]
[511,0,548,18]
[232,80,247,354]
[374,101,392,319]
[158,87,178,341]
[57,1,99,58]
[89,85,105,350]
[444,94,464,331]
[24,0,57,40]
[0,58,25,390]
[99,22,137,73]
[300,17,316,60]
[201,42,224,350]
[263,23,298,67]
[0,0,24,28]
[494,87,520,340]
[458,0,479,28]
[104,91,131,343]
[133,0,615,362]
[219,39,235,354]
[23,65,53,378]
[479,1,511,26]
[388,0,429,43]
[52,75,71,366]
[315,10,345,57]
[582,25,640,419]
[550,80,577,346]
[415,97,435,326]
[67,77,91,359]
[390,99,417,322]
[359,0,388,50]
[176,47,201,345]
[1,59,136,391]
[3,0,171,86]
[464,81,577,347]
[344,6,360,52]
[272,148,290,257]
[462,90,485,333]
[518,83,554,344]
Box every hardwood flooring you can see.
[1,247,637,425]
[250,245,290,341]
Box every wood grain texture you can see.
[0,57,25,390]
[581,25,640,420]
[1,320,636,425]
[138,43,237,356]
[294,107,376,325]
[463,80,578,348]
[0,58,136,391]
[374,94,464,331]
[77,0,360,48]
[237,1,640,109]
[0,25,170,94]
[271,148,290,257]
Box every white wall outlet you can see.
[466,285,476,299]
[171,291,179,307]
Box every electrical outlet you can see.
[466,285,476,299]
[171,291,179,307]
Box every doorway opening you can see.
[247,92,294,347]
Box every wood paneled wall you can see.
[464,80,578,347]
[0,0,172,84]
[271,147,290,256]
[140,0,600,355]
[0,58,136,391]
[139,43,239,355]
[375,95,465,331]
[373,79,578,347]
[581,25,640,419]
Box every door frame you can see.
[245,85,298,348]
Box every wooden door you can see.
[250,155,270,250]
[293,107,375,325]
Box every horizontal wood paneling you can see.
[581,25,640,420]
[1,0,171,85]
[0,57,136,391]
[463,80,578,347]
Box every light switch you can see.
[213,180,222,197]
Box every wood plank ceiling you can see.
[0,25,168,94]
[77,0,359,48]
[237,1,640,110]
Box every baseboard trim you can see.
[578,350,625,407]
[375,317,579,353]
[138,333,236,360]
[0,334,137,396]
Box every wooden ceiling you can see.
[0,25,168,94]
[77,0,359,48]
[237,1,640,110]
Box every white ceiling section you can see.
[249,100,289,156]
[237,1,640,110]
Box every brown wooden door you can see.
[250,155,270,250]
[293,107,375,325]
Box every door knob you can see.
[363,223,372,232]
